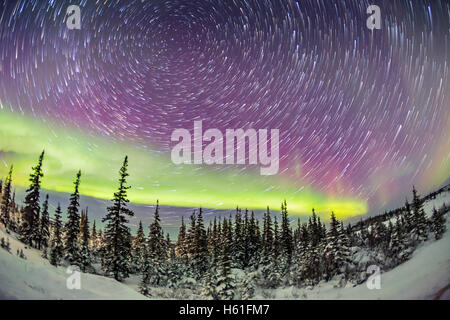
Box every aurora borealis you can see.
[0,1,449,218]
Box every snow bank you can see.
[0,228,146,300]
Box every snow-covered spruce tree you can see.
[323,212,340,280]
[431,207,446,240]
[0,165,13,227]
[215,217,236,300]
[89,220,98,259]
[297,211,326,285]
[192,208,209,279]
[411,186,428,242]
[388,218,410,265]
[139,245,151,296]
[131,220,146,272]
[232,207,245,268]
[49,203,63,266]
[265,216,282,287]
[280,200,293,270]
[186,210,197,274]
[308,209,322,247]
[372,219,389,251]
[141,200,167,287]
[38,194,50,251]
[6,190,19,232]
[239,271,256,300]
[337,221,352,280]
[20,151,44,246]
[403,198,414,233]
[247,211,260,269]
[207,216,221,264]
[96,229,106,264]
[242,210,250,268]
[200,266,218,299]
[175,216,190,274]
[64,170,82,266]
[164,232,171,258]
[202,216,226,298]
[256,207,277,288]
[289,221,309,286]
[166,246,184,288]
[261,206,273,264]
[102,156,134,281]
[79,209,92,272]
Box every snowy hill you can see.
[0,228,146,300]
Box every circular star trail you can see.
[0,0,449,215]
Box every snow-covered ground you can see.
[0,191,448,300]
[0,229,146,300]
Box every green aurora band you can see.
[0,108,367,218]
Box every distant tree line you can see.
[0,151,448,299]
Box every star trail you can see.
[0,0,448,217]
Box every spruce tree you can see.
[411,186,428,242]
[193,208,208,278]
[50,204,63,266]
[388,218,409,265]
[216,216,236,300]
[64,170,82,265]
[20,151,45,246]
[233,207,245,268]
[141,203,168,290]
[142,200,167,286]
[280,200,293,266]
[102,156,134,281]
[404,198,413,232]
[186,210,197,273]
[239,272,256,300]
[38,194,50,250]
[268,216,282,286]
[431,207,446,240]
[139,245,152,296]
[8,190,18,232]
[323,212,340,280]
[166,246,184,288]
[247,211,260,268]
[90,220,98,257]
[175,216,189,261]
[290,222,310,286]
[308,208,321,247]
[0,165,13,227]
[187,211,196,245]
[261,206,273,261]
[207,217,217,259]
[132,220,146,272]
[79,209,92,272]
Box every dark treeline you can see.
[0,151,448,299]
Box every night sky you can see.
[0,0,448,218]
